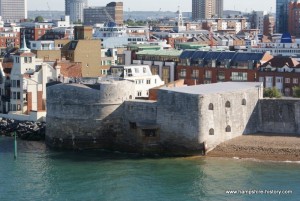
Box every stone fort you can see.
[46,80,300,155]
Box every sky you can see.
[28,0,276,13]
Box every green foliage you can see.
[293,86,300,98]
[124,19,146,26]
[73,19,82,24]
[263,87,282,98]
[35,16,44,22]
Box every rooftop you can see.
[261,57,300,68]
[127,44,161,48]
[136,49,182,57]
[180,50,266,62]
[161,82,262,95]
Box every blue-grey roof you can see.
[232,52,264,62]
[191,51,208,61]
[204,51,222,60]
[179,50,265,63]
[179,50,195,59]
[217,51,236,60]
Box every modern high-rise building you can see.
[65,0,88,23]
[65,0,71,16]
[84,2,123,26]
[263,14,275,36]
[276,0,293,33]
[0,0,27,22]
[192,0,223,20]
[250,11,267,34]
[215,0,223,18]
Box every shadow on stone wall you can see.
[46,102,124,151]
[46,100,164,155]
[243,102,259,135]
[257,99,300,135]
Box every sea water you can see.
[0,136,299,201]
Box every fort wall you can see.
[258,99,300,134]
[46,81,135,150]
[45,82,300,155]
[156,90,201,154]
[199,88,260,150]
[119,100,159,153]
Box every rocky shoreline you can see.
[0,118,46,141]
[208,134,300,161]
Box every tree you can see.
[35,16,44,22]
[124,19,146,26]
[263,87,282,98]
[293,86,300,98]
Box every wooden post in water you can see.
[14,131,17,160]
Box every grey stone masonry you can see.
[258,99,300,135]
[46,80,135,150]
[45,81,300,155]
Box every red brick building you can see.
[288,1,300,37]
[0,32,20,51]
[258,57,300,96]
[263,14,275,36]
[176,50,273,85]
[20,22,53,47]
[166,37,188,48]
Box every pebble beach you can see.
[208,134,300,161]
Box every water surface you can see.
[0,136,299,201]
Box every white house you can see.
[0,36,60,121]
[108,65,164,98]
[30,40,56,51]
[53,16,71,28]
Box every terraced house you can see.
[176,50,273,85]
[133,49,182,84]
[258,56,300,96]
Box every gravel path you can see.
[208,134,300,161]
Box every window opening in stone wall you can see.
[242,99,246,105]
[208,103,214,110]
[209,128,214,135]
[143,129,156,137]
[129,122,137,129]
[225,101,231,108]
[129,95,132,99]
[226,125,231,132]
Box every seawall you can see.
[258,99,300,135]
